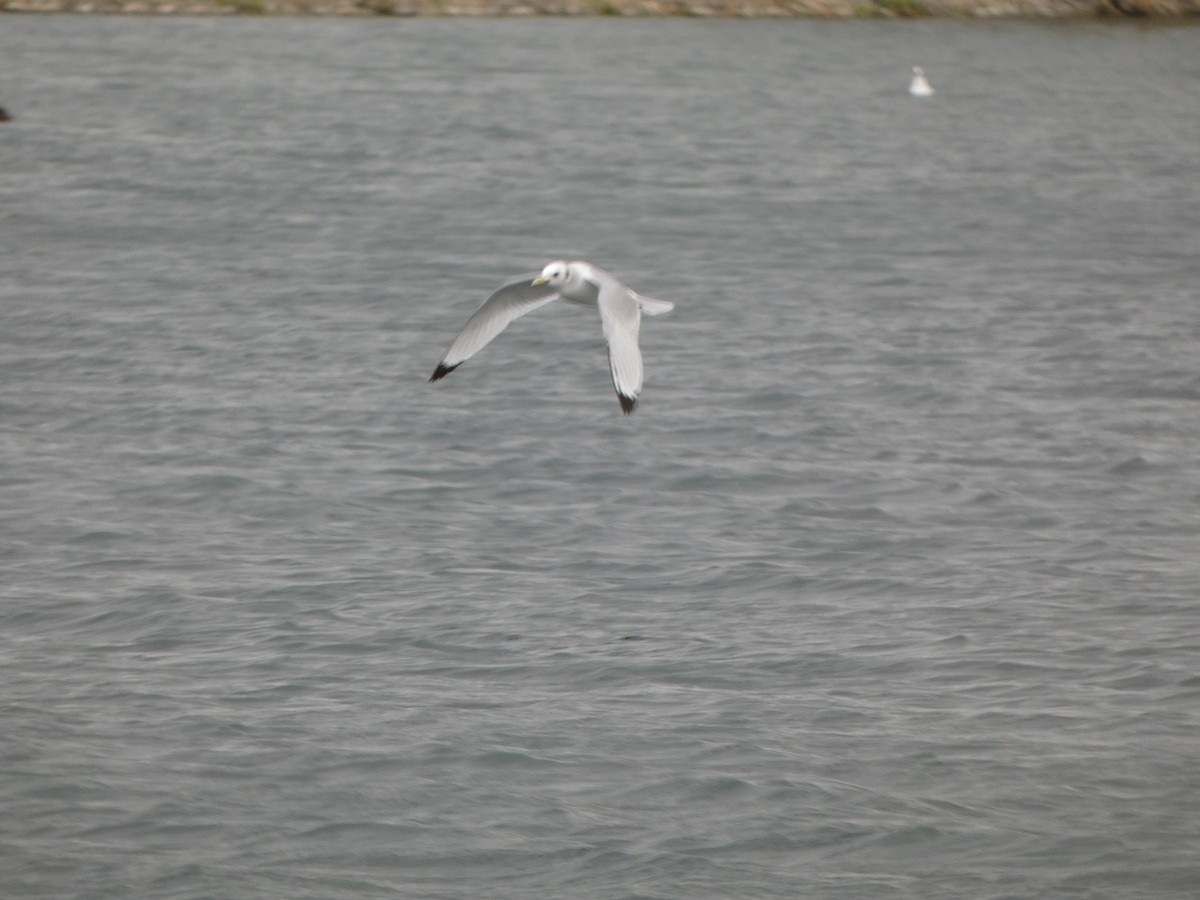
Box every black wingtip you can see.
[617,393,637,415]
[429,362,459,383]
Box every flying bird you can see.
[430,261,674,414]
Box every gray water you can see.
[2,16,1200,899]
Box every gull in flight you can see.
[909,66,934,97]
[429,260,674,414]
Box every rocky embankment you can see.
[2,0,1197,17]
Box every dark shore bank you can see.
[3,0,1198,18]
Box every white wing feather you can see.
[597,281,644,414]
[431,279,560,379]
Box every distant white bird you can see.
[909,66,934,97]
[429,261,674,414]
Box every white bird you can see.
[429,260,674,415]
[909,66,934,97]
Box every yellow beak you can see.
[531,276,548,286]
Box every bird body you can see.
[430,261,673,414]
[909,66,934,97]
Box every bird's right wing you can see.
[430,278,560,381]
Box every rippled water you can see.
[2,17,1199,899]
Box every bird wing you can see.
[596,281,644,415]
[430,278,560,381]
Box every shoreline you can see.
[3,0,1199,17]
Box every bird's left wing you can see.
[596,281,644,414]
[430,277,560,381]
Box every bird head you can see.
[531,261,571,288]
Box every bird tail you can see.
[635,293,674,316]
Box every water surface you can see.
[2,18,1199,900]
